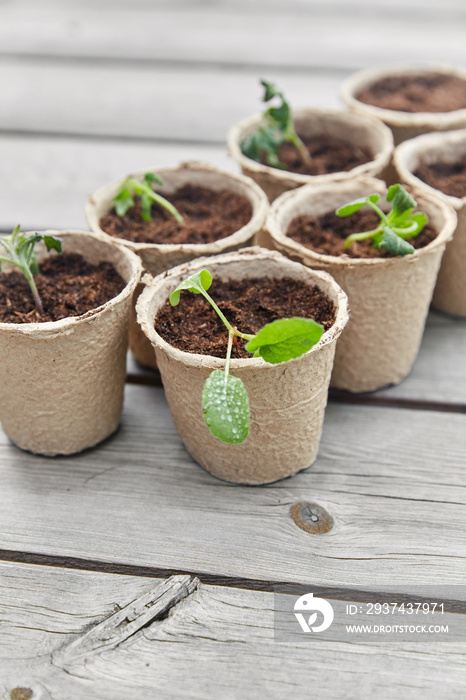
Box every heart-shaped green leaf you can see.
[202,370,249,444]
[246,317,324,364]
[169,269,213,306]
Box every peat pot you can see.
[86,161,269,369]
[137,248,348,485]
[227,108,393,201]
[341,64,466,145]
[395,129,466,316]
[0,230,142,455]
[264,177,457,393]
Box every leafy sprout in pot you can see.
[112,172,184,224]
[0,225,62,314]
[337,184,429,256]
[169,270,325,444]
[241,80,310,170]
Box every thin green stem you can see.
[344,225,383,249]
[150,191,184,224]
[367,200,389,224]
[200,289,233,331]
[289,132,311,164]
[224,330,234,384]
[23,267,43,313]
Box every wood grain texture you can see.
[0,135,232,230]
[0,1,464,69]
[0,60,342,142]
[0,385,465,588]
[1,562,465,700]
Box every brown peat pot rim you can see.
[394,128,466,210]
[341,63,466,127]
[85,160,269,255]
[137,247,348,371]
[227,107,393,186]
[266,176,455,268]
[0,229,142,334]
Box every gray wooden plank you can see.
[0,60,343,142]
[377,311,466,404]
[0,385,465,588]
[0,135,232,231]
[0,2,464,68]
[1,562,465,700]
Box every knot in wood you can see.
[290,502,333,534]
[10,690,33,700]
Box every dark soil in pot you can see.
[356,73,466,113]
[261,134,370,176]
[155,277,336,359]
[414,160,466,199]
[0,253,125,323]
[100,185,253,245]
[287,209,438,258]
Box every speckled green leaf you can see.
[202,370,249,444]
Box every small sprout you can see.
[241,79,310,169]
[336,184,429,256]
[112,172,183,224]
[170,270,324,444]
[0,225,62,314]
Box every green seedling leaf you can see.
[246,317,324,364]
[336,194,380,217]
[378,226,415,256]
[144,172,164,186]
[202,370,249,444]
[113,188,134,217]
[169,269,213,306]
[0,227,62,313]
[112,172,183,223]
[387,184,417,217]
[261,79,282,102]
[339,184,428,256]
[241,79,309,167]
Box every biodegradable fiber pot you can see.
[227,108,393,201]
[341,64,466,145]
[86,161,269,368]
[394,129,466,316]
[136,248,348,485]
[0,231,142,456]
[265,177,457,393]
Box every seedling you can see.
[241,80,310,169]
[336,184,428,256]
[170,270,324,444]
[0,225,62,314]
[112,172,183,224]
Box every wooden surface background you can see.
[1,1,466,698]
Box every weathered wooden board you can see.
[0,135,232,231]
[0,1,464,69]
[0,386,465,588]
[377,311,466,404]
[0,60,343,142]
[1,562,465,700]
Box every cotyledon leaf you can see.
[202,370,249,444]
[169,270,213,306]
